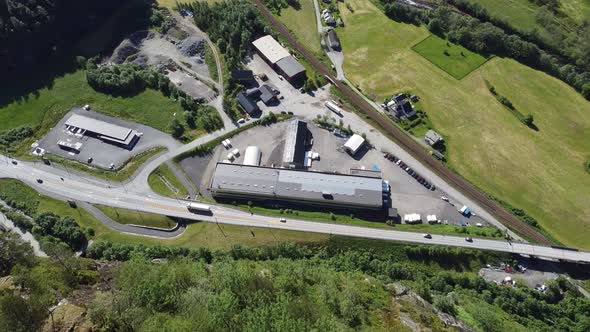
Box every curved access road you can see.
[2,155,589,263]
[251,0,551,245]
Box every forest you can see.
[3,231,590,331]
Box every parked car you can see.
[11,160,17,165]
[430,185,436,191]
[441,196,449,202]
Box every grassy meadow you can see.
[335,0,590,248]
[412,35,489,80]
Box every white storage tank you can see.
[243,146,262,166]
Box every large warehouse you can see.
[282,119,309,169]
[252,35,306,84]
[209,163,384,210]
[64,114,139,149]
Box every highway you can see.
[2,156,590,263]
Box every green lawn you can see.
[0,179,328,249]
[45,147,165,182]
[148,163,189,197]
[0,70,187,156]
[412,35,489,80]
[338,0,590,249]
[96,205,177,229]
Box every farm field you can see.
[0,179,328,249]
[412,35,489,80]
[337,0,590,248]
[0,70,187,156]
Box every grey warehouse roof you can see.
[210,163,384,209]
[252,35,290,64]
[282,119,308,167]
[275,56,306,79]
[65,114,136,145]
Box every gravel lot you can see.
[37,107,179,170]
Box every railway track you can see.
[252,0,552,245]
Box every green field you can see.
[0,179,328,249]
[337,0,590,249]
[148,163,189,197]
[0,70,186,156]
[412,35,489,80]
[275,0,323,55]
[96,205,177,229]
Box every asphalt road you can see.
[251,0,551,245]
[2,156,589,263]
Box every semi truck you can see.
[187,202,211,214]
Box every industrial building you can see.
[344,134,365,156]
[209,163,385,210]
[64,114,139,149]
[282,119,310,169]
[252,35,306,84]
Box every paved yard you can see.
[37,108,179,170]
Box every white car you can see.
[441,196,449,202]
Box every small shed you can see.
[327,29,341,51]
[344,134,365,156]
[425,130,443,146]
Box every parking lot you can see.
[37,108,179,170]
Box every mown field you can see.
[336,0,590,248]
[0,179,328,249]
[412,35,489,80]
[0,70,186,156]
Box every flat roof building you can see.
[275,56,306,82]
[252,35,306,84]
[282,119,309,169]
[252,35,291,64]
[236,92,259,115]
[425,130,443,146]
[210,163,384,210]
[64,114,139,148]
[344,134,365,156]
